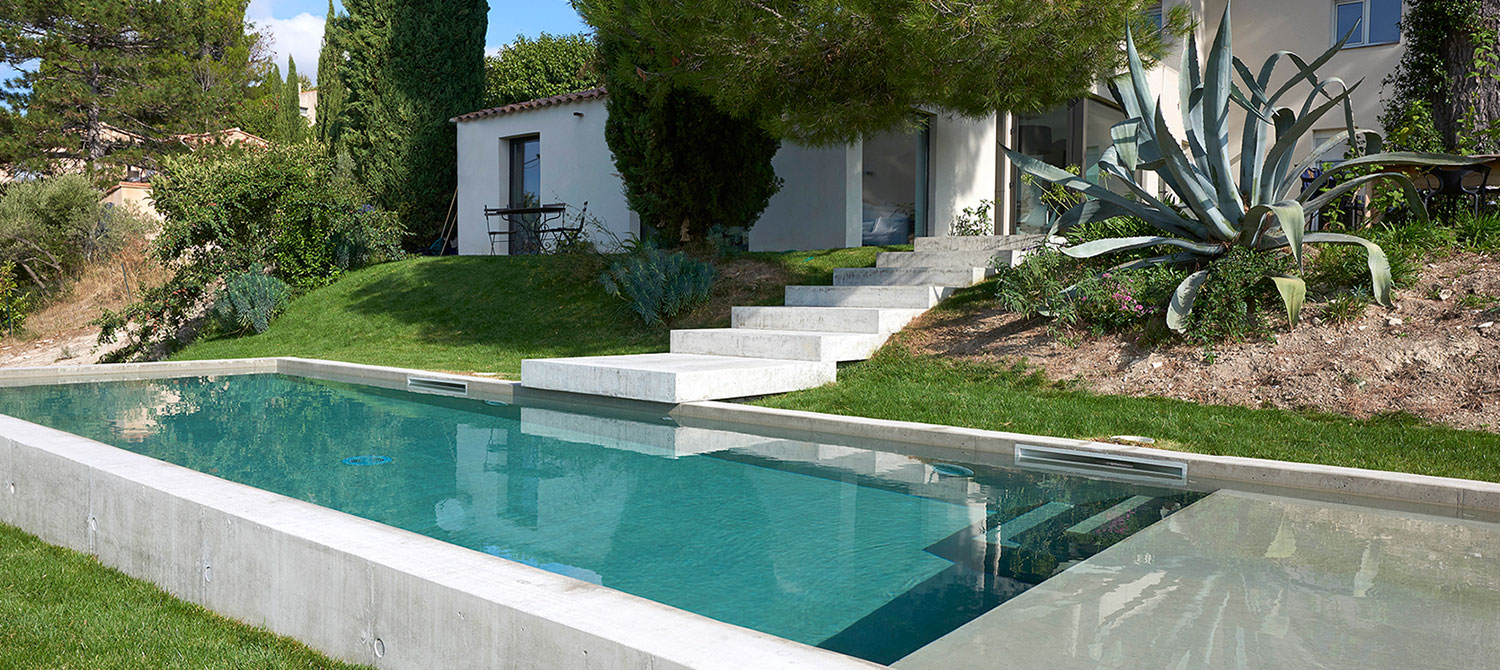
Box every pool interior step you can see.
[520,353,836,403]
[671,328,889,362]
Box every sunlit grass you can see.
[0,523,367,670]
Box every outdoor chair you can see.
[1423,165,1493,218]
[483,202,586,255]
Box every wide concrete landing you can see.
[897,490,1500,670]
[519,353,835,404]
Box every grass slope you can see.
[755,342,1500,483]
[0,523,367,669]
[174,247,899,375]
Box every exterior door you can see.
[508,135,540,254]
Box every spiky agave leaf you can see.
[1166,270,1211,332]
[1267,275,1306,327]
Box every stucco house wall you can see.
[454,94,635,256]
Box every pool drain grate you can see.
[342,455,393,466]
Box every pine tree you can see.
[339,0,487,243]
[0,1,259,177]
[236,63,283,142]
[315,0,347,146]
[575,0,1187,144]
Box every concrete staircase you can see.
[520,235,1044,403]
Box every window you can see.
[1144,2,1164,31]
[1334,0,1401,48]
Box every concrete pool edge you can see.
[1,357,1498,669]
[0,359,880,670]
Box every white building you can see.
[451,0,1409,255]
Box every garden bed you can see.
[909,253,1500,433]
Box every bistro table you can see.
[483,202,578,255]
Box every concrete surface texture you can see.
[896,490,1500,670]
[520,237,1042,403]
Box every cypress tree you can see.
[315,0,347,146]
[600,35,781,244]
[339,0,488,244]
[280,56,307,143]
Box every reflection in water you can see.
[0,374,1203,664]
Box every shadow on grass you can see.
[341,256,666,358]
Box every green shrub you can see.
[211,268,291,334]
[995,244,1184,334]
[951,200,995,236]
[994,248,1079,322]
[600,36,782,246]
[599,245,715,325]
[1185,248,1294,344]
[98,142,402,360]
[0,261,32,336]
[0,174,145,293]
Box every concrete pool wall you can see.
[1,358,1498,670]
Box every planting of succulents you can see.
[998,3,1483,341]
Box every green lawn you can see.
[755,342,1500,483]
[173,246,901,375]
[0,523,367,670]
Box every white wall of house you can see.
[929,112,998,237]
[455,97,634,255]
[1176,0,1404,165]
[751,144,862,251]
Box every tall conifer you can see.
[315,0,347,147]
[340,0,487,243]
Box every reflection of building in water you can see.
[109,388,182,442]
[441,412,990,589]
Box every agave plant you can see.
[1003,2,1481,331]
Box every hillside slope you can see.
[173,247,899,376]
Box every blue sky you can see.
[1,1,587,89]
[249,0,589,79]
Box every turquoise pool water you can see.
[0,374,1205,664]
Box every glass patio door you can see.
[508,135,541,254]
[861,119,930,245]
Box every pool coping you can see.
[2,357,1498,669]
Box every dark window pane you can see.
[1368,0,1402,44]
[1336,2,1365,46]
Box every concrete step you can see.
[784,285,957,309]
[877,249,1017,270]
[520,353,836,403]
[833,267,988,287]
[670,328,889,362]
[731,306,926,333]
[914,234,1048,253]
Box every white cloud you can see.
[252,12,326,82]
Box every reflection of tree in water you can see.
[0,375,469,527]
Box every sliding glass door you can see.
[1011,99,1131,235]
[861,118,931,245]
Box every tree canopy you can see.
[484,32,599,107]
[573,0,1188,144]
[0,0,264,175]
[337,0,488,244]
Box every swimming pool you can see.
[0,372,1204,664]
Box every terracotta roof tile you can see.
[450,87,607,123]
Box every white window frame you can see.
[1332,0,1401,48]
